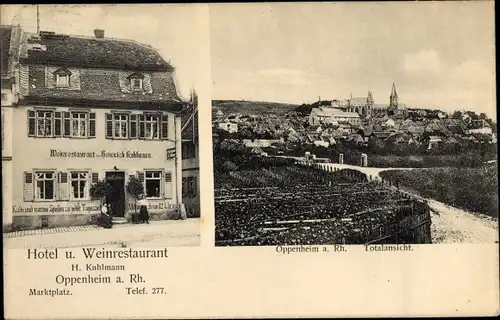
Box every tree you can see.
[126,176,144,214]
[89,179,115,206]
[451,110,462,119]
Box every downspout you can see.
[175,112,187,220]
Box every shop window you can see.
[145,171,162,199]
[70,171,89,200]
[35,171,56,200]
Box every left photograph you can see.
[2,4,201,248]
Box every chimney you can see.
[94,29,104,38]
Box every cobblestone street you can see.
[3,219,201,249]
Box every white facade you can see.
[8,105,182,230]
[218,122,238,133]
[309,107,360,126]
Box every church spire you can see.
[391,82,397,98]
[389,82,398,108]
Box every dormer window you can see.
[128,73,145,91]
[54,68,71,87]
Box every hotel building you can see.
[2,26,189,231]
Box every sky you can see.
[1,4,206,101]
[210,2,496,118]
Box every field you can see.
[379,165,499,218]
[212,100,298,115]
[214,164,432,246]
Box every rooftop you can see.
[21,30,174,72]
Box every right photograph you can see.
[210,3,498,246]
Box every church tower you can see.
[389,82,398,109]
[366,90,374,116]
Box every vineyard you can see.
[214,164,432,246]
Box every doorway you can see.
[105,171,125,217]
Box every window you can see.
[182,141,196,159]
[54,68,71,87]
[131,78,143,90]
[36,110,53,137]
[35,171,56,200]
[145,114,159,139]
[113,114,128,138]
[70,171,89,200]
[128,73,145,91]
[56,74,69,87]
[145,171,162,198]
[28,110,95,139]
[71,112,87,137]
[107,112,168,140]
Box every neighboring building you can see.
[468,120,493,135]
[309,107,360,126]
[4,27,188,231]
[344,91,374,117]
[243,138,283,148]
[218,121,238,133]
[427,136,443,149]
[2,25,23,231]
[181,91,200,218]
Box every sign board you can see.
[166,148,176,160]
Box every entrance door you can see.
[105,171,125,217]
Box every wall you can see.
[2,86,14,231]
[182,138,200,218]
[182,170,200,218]
[10,105,181,230]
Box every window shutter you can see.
[182,178,187,197]
[192,176,198,196]
[28,110,36,136]
[91,172,99,184]
[161,114,168,139]
[105,113,113,139]
[137,171,145,195]
[23,172,34,201]
[89,113,96,138]
[58,172,69,200]
[54,112,62,137]
[137,171,144,183]
[164,172,173,199]
[138,114,145,139]
[130,114,138,139]
[63,112,71,137]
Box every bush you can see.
[380,166,498,217]
[89,179,115,205]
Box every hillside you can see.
[212,100,298,115]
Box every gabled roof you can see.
[1,25,22,79]
[21,31,173,72]
[349,97,368,105]
[469,119,491,129]
[371,131,392,139]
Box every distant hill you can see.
[212,100,298,115]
